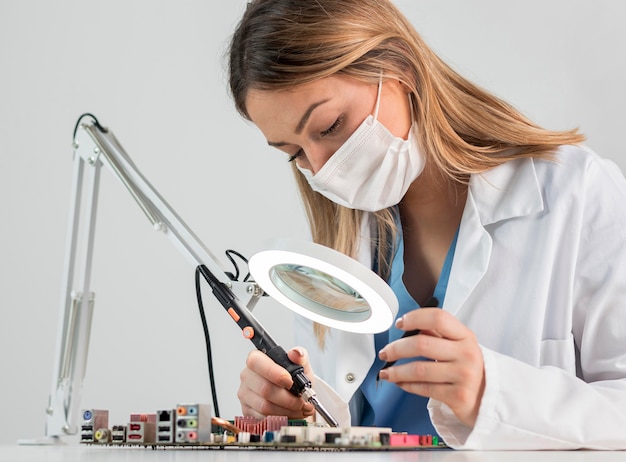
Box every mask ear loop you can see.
[373,75,383,121]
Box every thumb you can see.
[287,346,316,417]
[287,346,314,378]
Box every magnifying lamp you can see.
[27,114,397,444]
[250,238,398,334]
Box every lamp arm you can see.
[82,122,253,291]
[39,119,262,442]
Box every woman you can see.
[227,0,626,449]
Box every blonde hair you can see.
[228,0,585,346]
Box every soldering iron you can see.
[197,264,339,428]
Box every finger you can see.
[239,385,312,419]
[397,308,469,341]
[394,380,483,427]
[238,370,314,417]
[246,350,293,389]
[394,381,454,402]
[241,350,317,417]
[287,346,314,378]
[380,356,485,423]
[239,365,301,408]
[380,358,456,385]
[380,333,460,363]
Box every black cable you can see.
[225,249,252,282]
[194,250,256,418]
[72,113,107,142]
[195,266,221,418]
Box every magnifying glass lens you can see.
[269,264,371,322]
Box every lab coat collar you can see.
[445,158,544,315]
[469,157,544,226]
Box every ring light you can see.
[249,238,398,334]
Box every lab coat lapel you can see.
[444,158,544,316]
[444,193,492,315]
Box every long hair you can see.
[228,0,584,346]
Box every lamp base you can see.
[17,436,66,446]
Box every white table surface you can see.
[1,444,625,462]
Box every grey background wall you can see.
[0,0,624,444]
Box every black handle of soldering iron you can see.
[197,265,310,396]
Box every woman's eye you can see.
[320,116,343,137]
[286,117,343,164]
[287,149,304,163]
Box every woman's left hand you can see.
[377,308,485,428]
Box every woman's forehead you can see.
[246,75,368,120]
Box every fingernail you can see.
[292,347,305,357]
[378,370,389,380]
[395,316,404,329]
[378,349,388,361]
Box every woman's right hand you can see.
[237,347,316,420]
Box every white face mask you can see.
[296,78,425,212]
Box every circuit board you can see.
[80,404,446,451]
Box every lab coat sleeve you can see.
[430,154,626,450]
[293,311,352,427]
[310,376,351,428]
[429,347,626,449]
[294,312,373,428]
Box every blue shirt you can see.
[356,227,459,434]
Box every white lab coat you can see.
[295,144,626,449]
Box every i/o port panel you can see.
[80,409,108,443]
[156,409,175,443]
[175,403,212,443]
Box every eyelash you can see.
[287,116,344,163]
[321,116,343,137]
[288,150,303,163]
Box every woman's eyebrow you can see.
[267,98,330,147]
